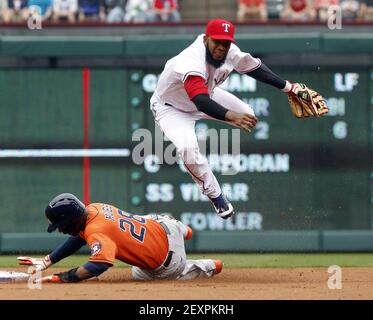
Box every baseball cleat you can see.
[209,194,235,219]
[214,260,223,275]
[184,226,193,240]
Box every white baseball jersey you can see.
[152,34,261,113]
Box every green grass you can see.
[2,253,373,269]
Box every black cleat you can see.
[209,193,235,219]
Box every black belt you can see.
[159,221,173,267]
[163,251,173,268]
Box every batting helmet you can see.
[45,193,86,234]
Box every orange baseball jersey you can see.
[79,203,169,270]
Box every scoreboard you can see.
[132,68,372,231]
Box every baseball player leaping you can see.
[18,193,222,283]
[151,18,328,220]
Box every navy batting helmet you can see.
[45,193,86,234]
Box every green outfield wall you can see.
[3,231,373,253]
[1,33,373,56]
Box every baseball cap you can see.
[205,19,236,43]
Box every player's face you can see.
[205,37,231,61]
[57,217,86,236]
[58,225,79,236]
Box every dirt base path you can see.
[1,267,372,300]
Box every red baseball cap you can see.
[205,18,236,43]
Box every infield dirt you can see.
[1,267,373,299]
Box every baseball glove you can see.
[288,83,329,118]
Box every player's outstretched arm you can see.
[246,63,329,118]
[246,63,287,89]
[48,235,87,263]
[18,236,87,274]
[37,261,111,283]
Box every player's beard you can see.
[205,47,226,68]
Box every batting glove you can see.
[17,255,52,274]
[35,268,80,284]
[36,274,62,283]
[34,275,62,284]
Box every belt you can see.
[159,221,173,267]
[163,251,173,268]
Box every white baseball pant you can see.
[150,87,255,198]
[131,215,217,280]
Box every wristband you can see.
[281,80,292,93]
[57,267,80,283]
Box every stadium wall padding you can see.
[1,33,373,56]
[3,231,373,253]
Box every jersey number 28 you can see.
[117,209,146,243]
